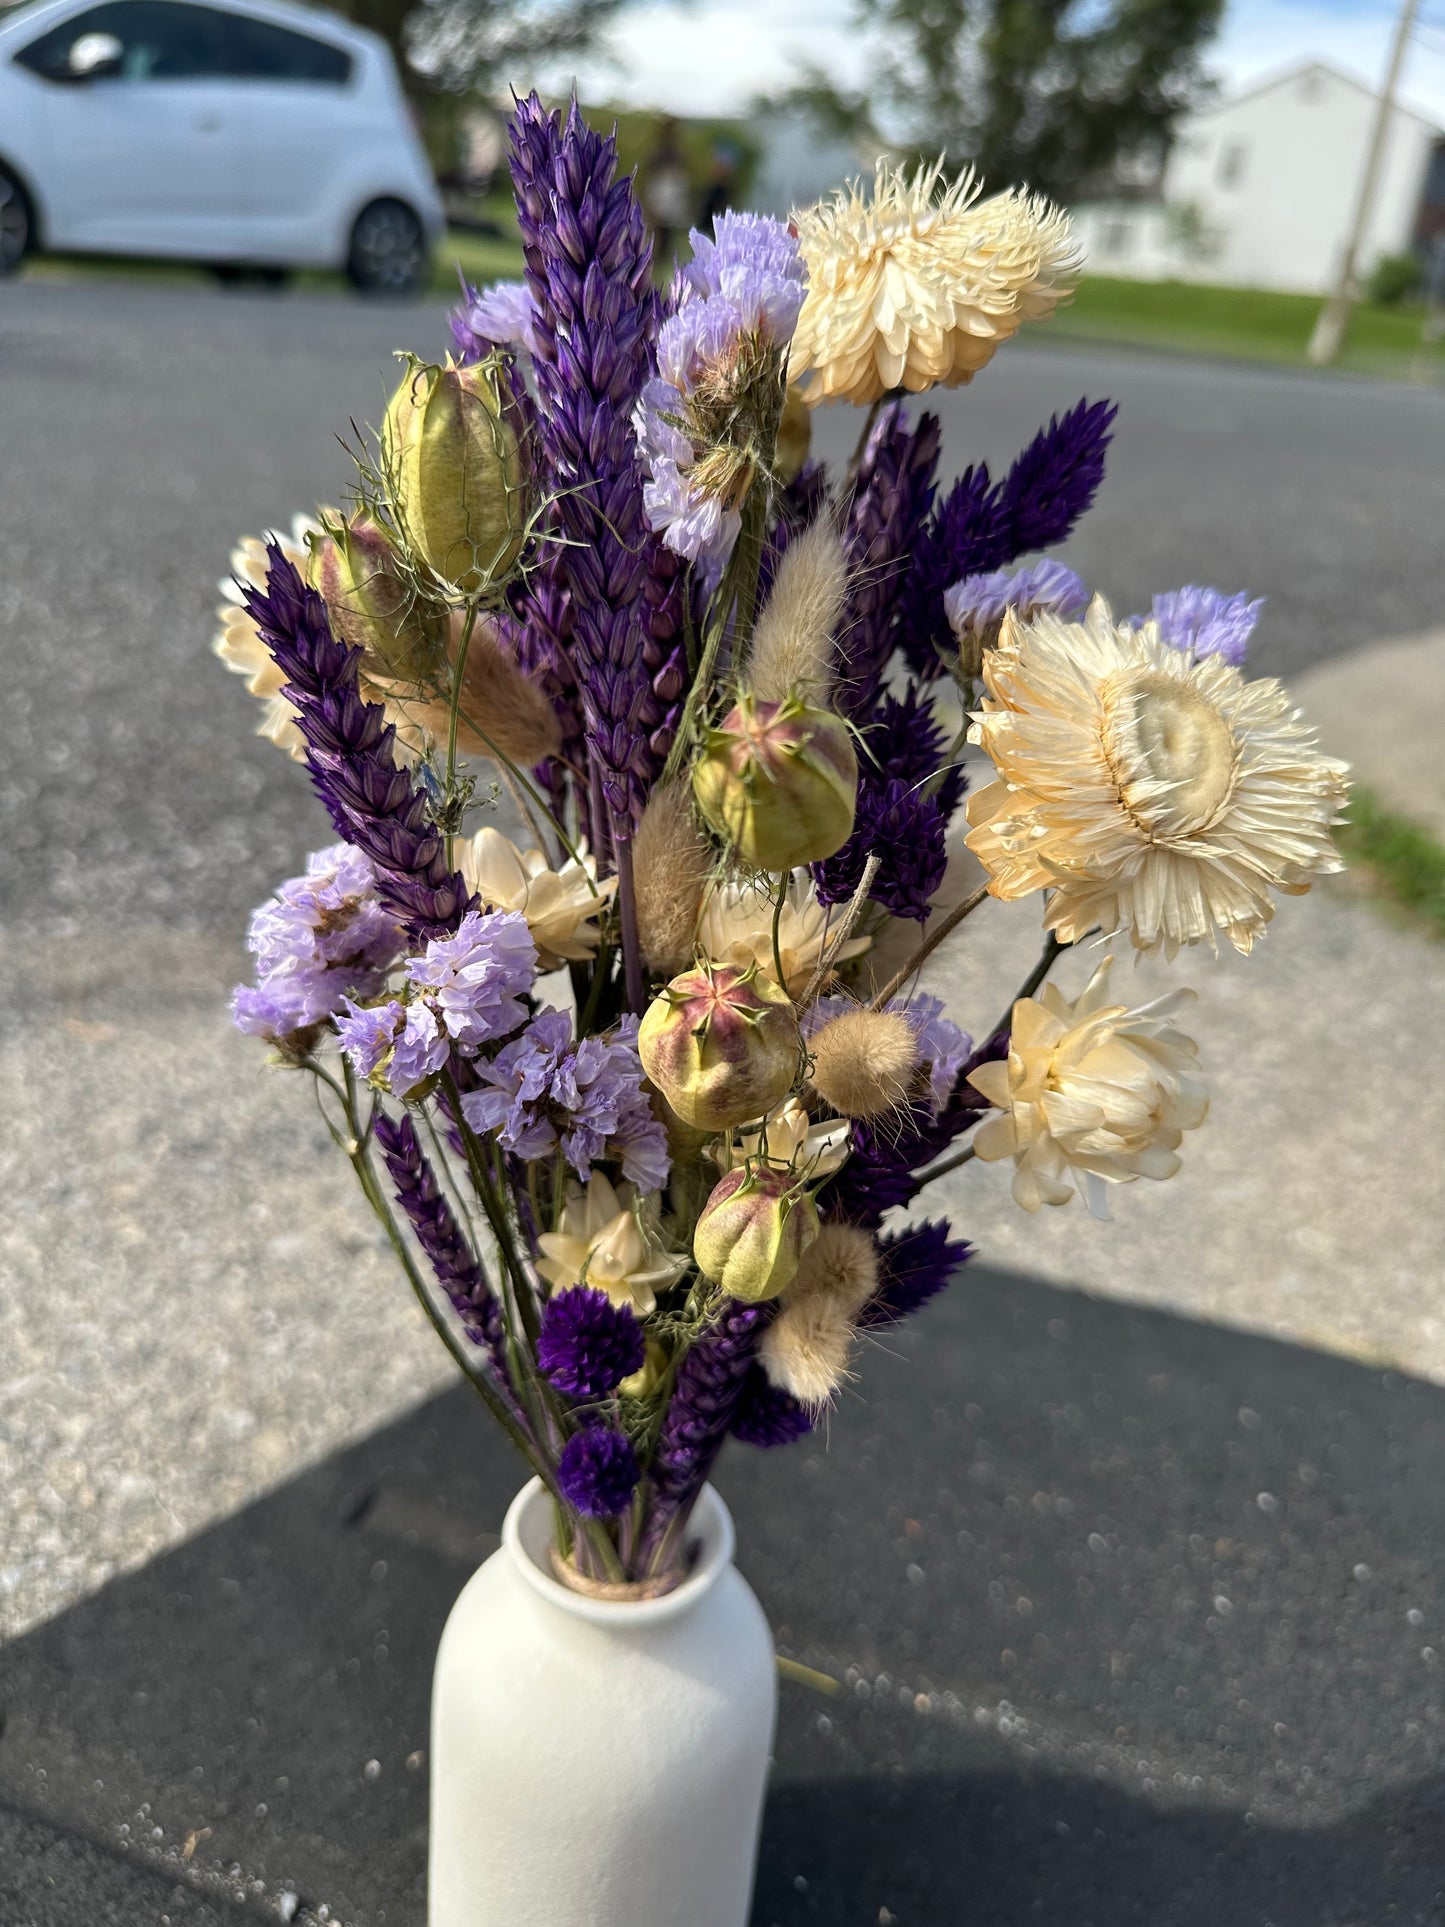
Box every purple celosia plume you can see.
[373,1111,517,1396]
[244,550,472,940]
[730,1362,815,1448]
[558,1425,640,1517]
[538,1287,646,1400]
[834,405,941,719]
[232,844,403,1043]
[1145,585,1264,665]
[901,398,1116,676]
[461,1008,669,1192]
[640,1299,766,1561]
[859,1220,973,1328]
[509,93,685,827]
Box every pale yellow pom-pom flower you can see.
[760,1222,880,1408]
[788,159,1080,406]
[965,594,1350,957]
[808,1007,919,1120]
[967,959,1207,1218]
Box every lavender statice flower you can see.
[373,1111,515,1396]
[451,278,540,365]
[538,1287,646,1400]
[730,1361,815,1448]
[335,997,449,1097]
[405,909,536,1049]
[461,1010,670,1192]
[232,844,404,1044]
[900,397,1116,677]
[834,404,940,718]
[944,558,1088,654]
[858,1220,972,1328]
[635,216,807,568]
[558,1425,640,1518]
[509,94,685,824]
[1143,586,1264,665]
[244,550,472,939]
[639,1300,765,1562]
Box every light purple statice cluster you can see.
[634,212,807,568]
[462,1009,670,1193]
[1141,585,1264,665]
[335,909,537,1098]
[944,558,1088,655]
[451,277,541,366]
[232,844,403,1044]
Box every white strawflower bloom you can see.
[535,1175,687,1317]
[697,871,869,997]
[965,595,1349,956]
[788,159,1080,406]
[709,1097,851,1181]
[458,827,614,971]
[967,959,1207,1217]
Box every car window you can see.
[12,0,349,82]
[15,0,227,78]
[222,12,350,83]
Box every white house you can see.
[1072,60,1445,294]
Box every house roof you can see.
[1190,57,1443,136]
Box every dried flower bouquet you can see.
[223,95,1348,1590]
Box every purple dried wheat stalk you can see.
[638,1299,765,1567]
[835,405,940,718]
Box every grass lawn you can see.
[1047,274,1445,383]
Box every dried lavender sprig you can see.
[637,1299,766,1571]
[900,397,1116,677]
[244,549,472,939]
[835,405,940,718]
[509,94,685,827]
[373,1111,520,1411]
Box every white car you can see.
[0,0,445,291]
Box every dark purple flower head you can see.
[835,404,940,717]
[859,1220,972,1328]
[813,776,947,922]
[538,1287,646,1400]
[730,1361,815,1448]
[558,1425,640,1518]
[1000,397,1117,557]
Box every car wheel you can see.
[0,165,33,278]
[347,199,428,297]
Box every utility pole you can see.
[1308,0,1422,366]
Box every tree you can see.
[779,0,1225,203]
[336,0,631,100]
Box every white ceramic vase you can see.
[429,1478,776,1927]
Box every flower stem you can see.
[614,834,646,1014]
[869,880,991,1010]
[912,1141,977,1188]
[770,872,789,989]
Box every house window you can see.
[1217,144,1247,188]
[1102,219,1133,255]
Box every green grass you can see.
[1338,786,1445,937]
[1047,275,1445,382]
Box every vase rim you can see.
[503,1479,736,1627]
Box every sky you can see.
[580,0,1445,127]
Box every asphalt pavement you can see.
[3,277,1445,1923]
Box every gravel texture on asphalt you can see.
[2,279,1443,1657]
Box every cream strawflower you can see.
[458,827,615,970]
[213,516,322,760]
[965,596,1349,956]
[788,159,1080,406]
[709,1097,851,1181]
[967,960,1207,1218]
[535,1175,687,1316]
[698,871,869,997]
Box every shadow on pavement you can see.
[2,1264,1443,1925]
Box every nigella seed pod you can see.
[692,693,858,872]
[382,353,531,597]
[693,1165,820,1303]
[637,961,801,1132]
[306,515,444,683]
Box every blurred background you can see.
[2,0,1445,1922]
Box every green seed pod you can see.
[306,514,444,682]
[382,353,531,597]
[692,692,858,872]
[637,961,800,1133]
[693,1165,820,1303]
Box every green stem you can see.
[911,1141,977,1188]
[770,871,789,990]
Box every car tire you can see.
[347,198,428,297]
[0,164,34,278]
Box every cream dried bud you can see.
[809,1007,919,1120]
[382,353,531,597]
[631,782,713,976]
[637,961,801,1132]
[306,514,444,683]
[693,1165,820,1303]
[747,518,848,705]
